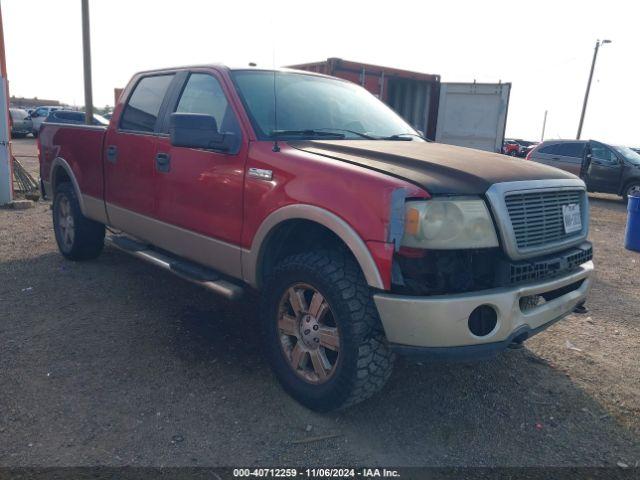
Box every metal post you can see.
[541,110,547,142]
[0,4,13,205]
[81,0,93,124]
[577,40,610,139]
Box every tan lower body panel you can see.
[82,195,109,224]
[106,203,243,279]
[374,261,594,348]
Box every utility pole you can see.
[541,110,547,142]
[0,3,13,205]
[576,39,611,140]
[81,0,93,124]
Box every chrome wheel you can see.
[57,195,75,251]
[277,283,340,384]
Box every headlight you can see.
[402,198,499,249]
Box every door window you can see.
[174,73,241,137]
[591,143,618,164]
[557,142,585,158]
[120,74,174,133]
[538,143,560,155]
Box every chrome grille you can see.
[505,190,583,249]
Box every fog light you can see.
[468,305,497,337]
[520,295,545,312]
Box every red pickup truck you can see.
[39,65,594,411]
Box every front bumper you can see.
[374,260,594,360]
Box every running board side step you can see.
[106,235,244,300]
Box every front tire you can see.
[53,182,105,260]
[261,250,394,411]
[624,181,640,202]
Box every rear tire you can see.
[52,182,105,260]
[261,250,394,411]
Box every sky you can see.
[2,0,638,145]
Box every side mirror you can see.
[169,113,235,152]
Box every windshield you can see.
[613,145,640,165]
[231,70,421,141]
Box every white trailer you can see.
[435,82,511,153]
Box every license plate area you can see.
[562,203,582,234]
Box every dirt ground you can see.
[1,138,639,467]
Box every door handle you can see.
[156,152,171,173]
[106,145,118,163]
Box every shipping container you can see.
[289,58,510,153]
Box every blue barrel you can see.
[625,193,640,252]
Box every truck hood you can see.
[289,140,578,195]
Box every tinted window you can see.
[174,73,240,135]
[120,74,174,132]
[557,142,585,158]
[57,112,83,121]
[538,143,560,154]
[591,143,618,164]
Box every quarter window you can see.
[120,74,174,133]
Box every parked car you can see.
[631,147,640,155]
[29,106,63,136]
[527,139,640,200]
[45,109,110,126]
[9,108,33,138]
[502,140,520,156]
[39,65,594,411]
[504,138,537,157]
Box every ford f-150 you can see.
[39,65,594,411]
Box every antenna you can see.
[272,48,280,152]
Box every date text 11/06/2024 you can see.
[232,468,401,478]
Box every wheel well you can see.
[52,165,71,195]
[258,219,357,286]
[622,178,640,195]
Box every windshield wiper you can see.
[270,129,346,139]
[313,128,377,139]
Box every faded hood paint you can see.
[289,140,578,195]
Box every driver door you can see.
[586,141,623,193]
[152,70,247,278]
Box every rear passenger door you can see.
[533,142,584,175]
[554,142,585,176]
[104,73,175,231]
[151,70,246,278]
[586,141,623,193]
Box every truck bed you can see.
[39,123,107,201]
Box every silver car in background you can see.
[9,108,33,138]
